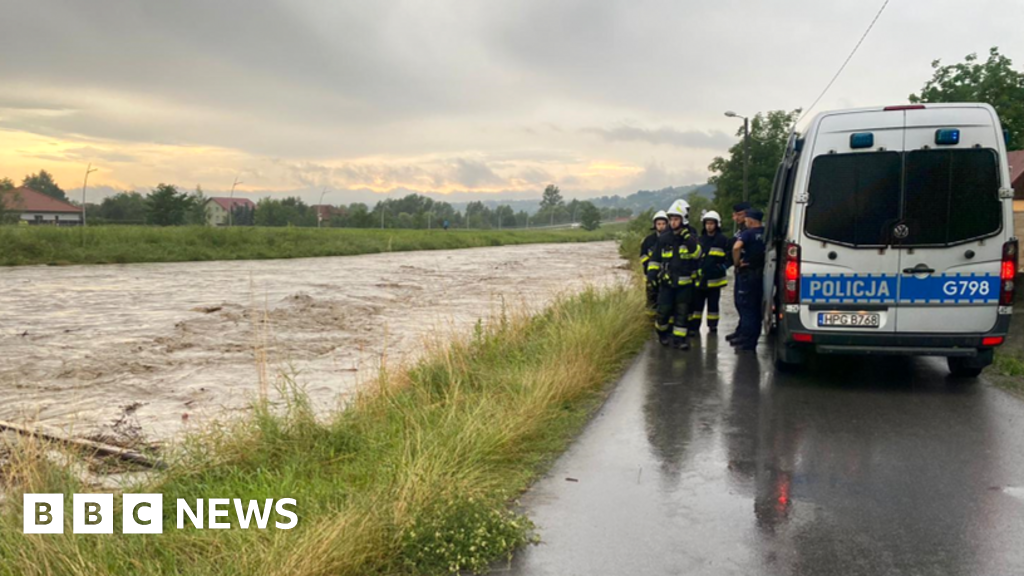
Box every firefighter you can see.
[647,199,701,350]
[690,210,729,333]
[731,209,766,352]
[640,210,669,313]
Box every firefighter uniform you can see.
[648,201,701,350]
[640,211,669,313]
[690,214,730,333]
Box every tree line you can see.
[1,175,611,230]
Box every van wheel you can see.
[774,332,804,371]
[947,357,983,379]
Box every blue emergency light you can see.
[850,132,874,149]
[935,128,960,145]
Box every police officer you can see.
[640,210,669,314]
[725,201,751,343]
[647,199,701,350]
[731,208,766,352]
[690,211,730,333]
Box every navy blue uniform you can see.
[735,226,766,349]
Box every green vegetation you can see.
[0,223,627,266]
[993,352,1024,396]
[910,47,1024,150]
[21,170,68,202]
[708,109,800,214]
[0,280,648,575]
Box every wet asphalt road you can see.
[500,322,1024,575]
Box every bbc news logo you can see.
[23,494,298,534]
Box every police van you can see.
[763,103,1016,377]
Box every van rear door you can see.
[894,108,1004,333]
[798,111,903,333]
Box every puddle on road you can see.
[0,242,629,443]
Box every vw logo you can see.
[893,224,909,239]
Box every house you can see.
[0,186,83,225]
[205,197,256,226]
[311,204,344,223]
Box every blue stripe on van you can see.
[800,273,1000,304]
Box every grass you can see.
[0,281,649,575]
[993,351,1024,396]
[0,224,627,266]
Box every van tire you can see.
[947,357,983,379]
[774,333,804,371]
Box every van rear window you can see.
[902,149,1001,245]
[805,152,901,246]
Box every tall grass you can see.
[0,282,648,575]
[0,224,626,266]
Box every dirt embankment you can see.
[0,242,630,444]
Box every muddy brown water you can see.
[0,242,629,444]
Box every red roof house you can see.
[1,186,83,225]
[205,197,256,226]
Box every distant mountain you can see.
[449,183,717,215]
[588,183,716,214]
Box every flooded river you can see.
[0,241,629,443]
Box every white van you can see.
[763,103,1016,377]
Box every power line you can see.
[797,0,891,124]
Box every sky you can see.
[1,0,1022,205]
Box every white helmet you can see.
[651,210,668,223]
[666,199,690,223]
[702,210,722,225]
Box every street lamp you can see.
[317,186,329,228]
[81,164,97,227]
[725,111,750,203]
[228,175,243,227]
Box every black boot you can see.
[675,338,691,351]
[659,334,671,346]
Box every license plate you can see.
[817,312,880,328]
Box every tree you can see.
[909,47,1024,150]
[579,201,601,231]
[98,191,147,224]
[145,184,190,226]
[0,177,14,191]
[539,184,565,225]
[0,188,19,224]
[186,185,208,226]
[231,204,255,226]
[708,109,799,214]
[540,184,563,210]
[22,170,67,201]
[494,205,515,228]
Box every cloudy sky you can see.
[1,0,1022,204]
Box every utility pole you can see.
[742,117,750,203]
[317,186,329,228]
[81,164,97,227]
[228,175,243,227]
[724,111,751,202]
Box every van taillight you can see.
[883,104,926,111]
[1000,239,1018,306]
[784,243,801,304]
